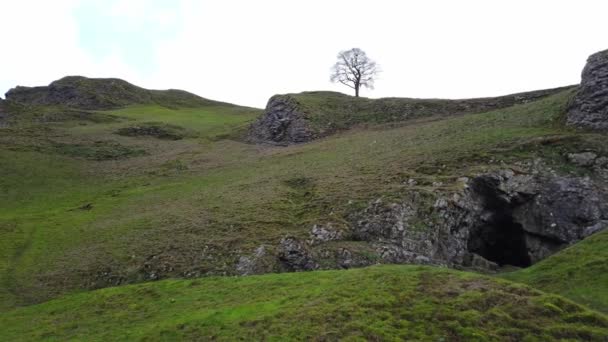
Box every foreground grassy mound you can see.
[1,265,607,341]
[503,230,608,314]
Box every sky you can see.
[1,0,607,108]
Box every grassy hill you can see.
[249,87,572,144]
[5,76,226,110]
[1,76,607,340]
[2,85,608,310]
[503,229,608,313]
[1,265,607,341]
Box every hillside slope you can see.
[1,265,607,341]
[2,84,607,311]
[248,86,573,145]
[503,229,608,313]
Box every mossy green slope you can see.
[1,265,607,341]
[503,230,608,314]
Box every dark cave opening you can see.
[467,177,532,268]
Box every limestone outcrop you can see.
[567,49,608,130]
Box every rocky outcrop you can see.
[231,159,608,275]
[0,98,6,125]
[332,167,607,270]
[277,237,318,271]
[249,87,573,145]
[465,170,607,264]
[247,95,316,145]
[5,76,215,110]
[235,245,273,276]
[567,49,608,130]
[5,76,152,109]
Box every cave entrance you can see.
[467,177,532,268]
[468,216,531,267]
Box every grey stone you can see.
[277,237,318,271]
[346,166,607,271]
[247,95,316,145]
[236,245,270,276]
[568,152,598,167]
[567,49,608,130]
[595,157,608,168]
[309,224,344,245]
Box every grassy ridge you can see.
[1,265,607,341]
[503,230,608,313]
[286,87,571,136]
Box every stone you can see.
[595,157,608,168]
[309,224,344,245]
[236,245,270,276]
[465,253,499,271]
[247,95,316,145]
[277,237,317,271]
[0,98,7,126]
[567,152,598,167]
[567,49,608,130]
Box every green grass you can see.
[1,88,606,317]
[285,86,571,135]
[502,230,608,314]
[1,265,607,341]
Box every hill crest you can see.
[4,76,223,110]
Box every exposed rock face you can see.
[350,194,469,266]
[0,98,6,125]
[277,237,318,271]
[567,49,608,130]
[247,95,315,145]
[568,152,598,167]
[308,224,344,245]
[466,171,607,264]
[340,168,608,270]
[236,245,273,276]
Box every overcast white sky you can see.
[1,0,607,108]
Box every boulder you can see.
[247,95,315,145]
[236,245,272,276]
[567,49,608,130]
[277,237,318,271]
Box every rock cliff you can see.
[567,49,608,130]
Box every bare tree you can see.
[330,48,379,97]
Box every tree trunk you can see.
[355,84,359,97]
